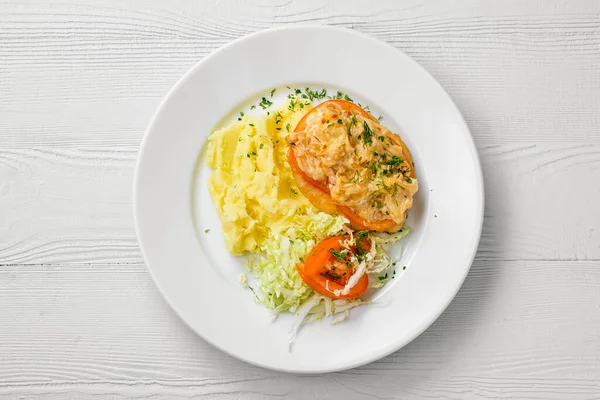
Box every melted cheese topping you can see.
[287,102,418,225]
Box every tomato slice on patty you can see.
[289,100,413,231]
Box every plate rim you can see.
[134,24,485,373]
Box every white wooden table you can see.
[1,1,599,398]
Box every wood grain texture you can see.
[0,0,599,149]
[1,260,599,399]
[1,0,600,398]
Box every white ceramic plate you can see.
[134,25,484,373]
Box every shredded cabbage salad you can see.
[242,209,410,347]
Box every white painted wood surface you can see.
[1,0,599,398]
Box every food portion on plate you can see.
[288,99,417,232]
[206,88,418,344]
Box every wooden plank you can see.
[0,149,140,264]
[0,144,599,263]
[0,0,598,148]
[0,260,598,399]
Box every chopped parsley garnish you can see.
[347,113,358,137]
[304,87,327,101]
[275,111,283,124]
[362,121,373,146]
[270,88,276,97]
[238,111,244,121]
[379,273,388,281]
[251,151,257,156]
[379,179,400,196]
[388,155,403,167]
[286,123,291,132]
[290,188,298,194]
[337,119,343,124]
[259,143,264,149]
[375,201,383,209]
[250,105,256,110]
[248,123,254,127]
[204,228,210,233]
[259,97,273,110]
[403,266,407,270]
[329,248,347,261]
[356,230,369,242]
[368,161,379,176]
[288,98,299,111]
[329,91,353,102]
[320,271,341,280]
[353,231,371,261]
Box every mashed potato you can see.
[206,102,313,254]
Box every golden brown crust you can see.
[288,100,418,232]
